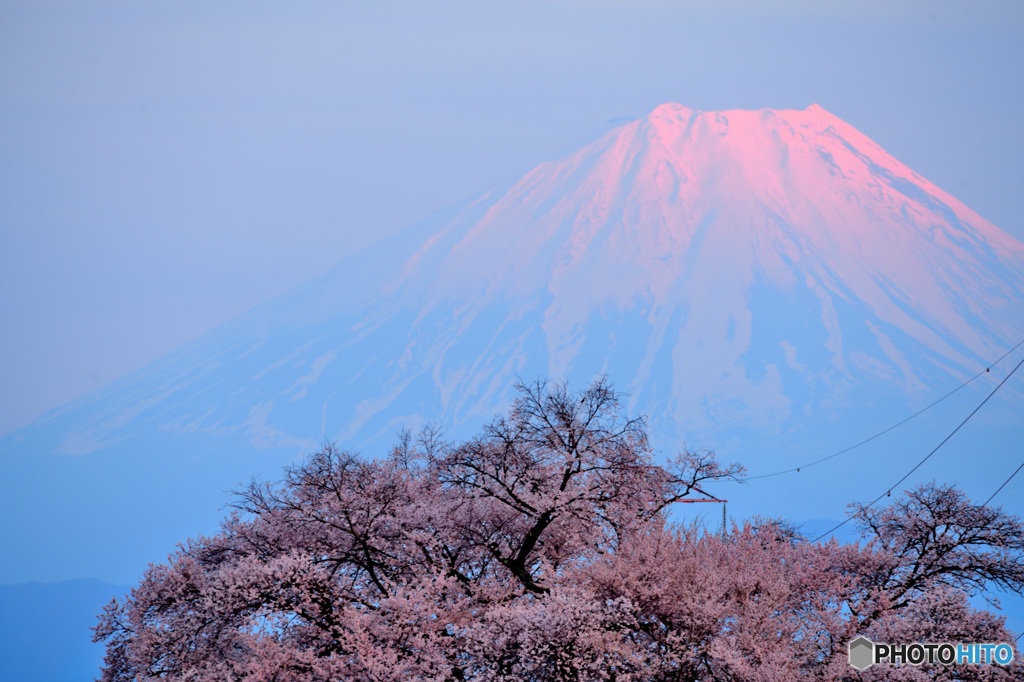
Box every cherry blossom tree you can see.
[582,508,1022,681]
[94,379,1023,681]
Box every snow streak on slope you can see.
[2,104,1023,584]
[394,103,1023,437]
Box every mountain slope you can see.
[3,103,1023,585]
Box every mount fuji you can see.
[3,104,1024,590]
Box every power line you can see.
[984,460,1024,507]
[811,352,1024,543]
[744,338,1024,481]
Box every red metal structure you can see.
[676,484,728,535]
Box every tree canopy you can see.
[94,379,1023,680]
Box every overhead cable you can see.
[744,338,1024,481]
[810,352,1024,543]
[983,460,1024,507]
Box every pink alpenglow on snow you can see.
[3,103,1023,593]
[407,103,1023,429]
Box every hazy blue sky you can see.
[2,0,1022,437]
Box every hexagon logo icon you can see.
[848,636,875,670]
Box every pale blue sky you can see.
[2,0,1022,436]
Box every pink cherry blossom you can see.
[95,379,1023,680]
